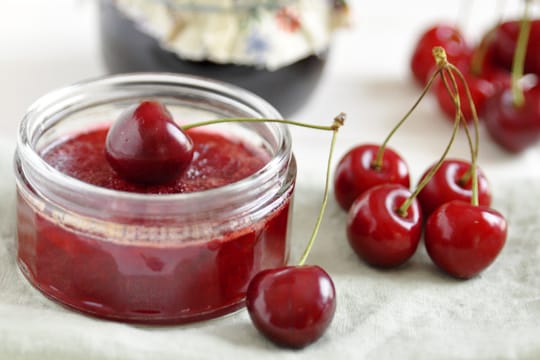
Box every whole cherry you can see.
[410,24,472,85]
[417,159,492,218]
[346,184,422,268]
[333,144,410,211]
[424,200,507,279]
[246,265,336,348]
[245,114,345,348]
[105,100,194,184]
[484,86,540,153]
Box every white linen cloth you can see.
[1,131,540,359]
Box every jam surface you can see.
[17,126,292,324]
[42,127,270,193]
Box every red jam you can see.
[42,128,270,194]
[17,127,292,323]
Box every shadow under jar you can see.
[14,73,296,324]
[98,0,349,116]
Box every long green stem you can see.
[511,0,532,108]
[441,72,474,164]
[446,64,482,206]
[450,67,479,162]
[298,116,343,266]
[398,106,461,216]
[373,67,442,169]
[470,28,495,76]
[183,113,345,266]
[439,69,475,163]
[397,47,464,216]
[182,118,339,132]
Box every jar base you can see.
[17,258,247,325]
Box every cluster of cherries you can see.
[99,7,530,343]
[105,100,344,348]
[410,3,540,153]
[334,47,508,279]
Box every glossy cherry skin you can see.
[411,24,472,85]
[490,19,540,75]
[434,71,496,122]
[417,159,492,218]
[334,144,410,211]
[425,200,507,279]
[105,100,194,184]
[246,265,336,348]
[483,86,540,153]
[346,184,422,268]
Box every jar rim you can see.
[16,73,291,217]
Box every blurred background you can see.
[1,0,530,184]
[0,0,525,133]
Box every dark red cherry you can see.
[434,71,496,122]
[425,200,507,279]
[483,86,540,153]
[246,265,336,348]
[105,100,194,184]
[490,19,540,75]
[411,24,472,85]
[417,159,492,218]
[334,144,410,211]
[471,36,512,91]
[346,184,422,268]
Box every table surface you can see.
[2,1,540,359]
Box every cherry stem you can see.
[398,103,461,216]
[439,69,476,163]
[445,64,481,206]
[298,113,345,266]
[398,46,481,215]
[373,67,442,169]
[431,47,481,206]
[511,0,532,108]
[183,113,346,266]
[470,28,496,76]
[182,118,341,132]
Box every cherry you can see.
[105,100,194,184]
[490,19,540,75]
[424,200,507,279]
[346,184,422,268]
[333,144,410,211]
[410,24,472,85]
[483,5,540,153]
[246,265,336,348]
[417,159,492,218]
[483,86,540,153]
[244,114,344,348]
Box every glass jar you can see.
[98,0,349,116]
[14,73,296,324]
